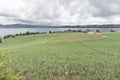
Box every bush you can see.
[86,29,91,32]
[12,35,15,38]
[19,33,23,36]
[15,34,20,36]
[0,37,3,43]
[110,30,115,32]
[68,29,71,32]
[26,31,30,35]
[78,29,82,32]
[83,29,91,33]
[96,30,100,33]
[72,30,77,32]
[3,36,7,39]
[49,31,52,34]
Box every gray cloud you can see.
[0,0,120,25]
[0,14,16,18]
[90,0,120,17]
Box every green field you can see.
[0,32,120,80]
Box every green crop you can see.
[0,32,120,80]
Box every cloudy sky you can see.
[0,0,120,25]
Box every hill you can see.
[0,24,120,28]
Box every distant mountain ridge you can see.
[0,24,120,28]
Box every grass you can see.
[0,32,120,80]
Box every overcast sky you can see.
[0,0,120,25]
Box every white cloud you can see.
[0,0,120,25]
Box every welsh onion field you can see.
[0,32,120,80]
